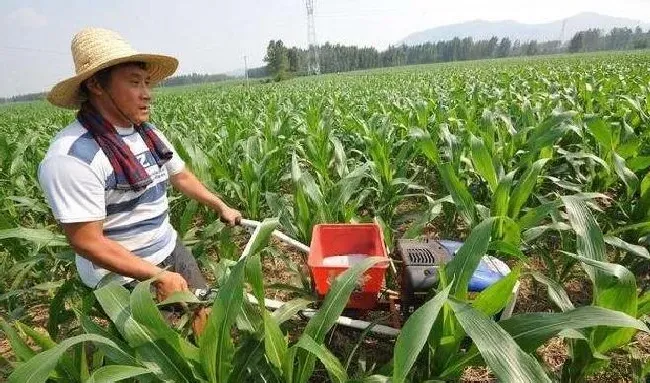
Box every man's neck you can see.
[89,98,131,127]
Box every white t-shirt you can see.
[38,119,185,288]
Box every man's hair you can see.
[79,61,148,101]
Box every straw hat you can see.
[47,27,178,109]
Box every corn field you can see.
[1,51,649,382]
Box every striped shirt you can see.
[38,119,185,288]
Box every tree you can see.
[264,40,290,80]
[525,40,539,56]
[497,37,512,57]
[569,32,584,53]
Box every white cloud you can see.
[7,7,48,28]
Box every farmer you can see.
[38,28,241,334]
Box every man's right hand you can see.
[154,270,189,302]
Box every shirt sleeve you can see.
[155,130,185,176]
[38,155,106,223]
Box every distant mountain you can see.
[399,12,650,45]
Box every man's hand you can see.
[169,170,242,227]
[219,206,242,226]
[154,270,189,302]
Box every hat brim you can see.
[47,53,178,109]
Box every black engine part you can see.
[395,239,453,316]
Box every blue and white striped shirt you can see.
[38,119,185,288]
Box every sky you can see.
[1,0,649,98]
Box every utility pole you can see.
[243,55,249,87]
[305,0,320,75]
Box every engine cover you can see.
[395,239,456,316]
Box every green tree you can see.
[264,39,290,80]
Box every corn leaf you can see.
[85,365,152,383]
[293,256,387,383]
[296,335,348,383]
[392,284,451,383]
[445,217,495,299]
[508,158,548,219]
[448,299,551,383]
[438,162,478,227]
[500,306,649,352]
[469,133,498,192]
[8,334,131,383]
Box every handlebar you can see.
[238,218,310,254]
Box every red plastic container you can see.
[307,223,389,309]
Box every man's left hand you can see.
[220,206,242,226]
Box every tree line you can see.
[263,26,650,79]
[2,26,649,103]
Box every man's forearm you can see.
[170,170,228,213]
[75,236,163,281]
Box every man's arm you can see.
[169,169,241,225]
[61,220,188,299]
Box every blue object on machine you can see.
[438,239,510,292]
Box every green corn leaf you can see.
[135,339,195,383]
[0,318,35,361]
[296,335,348,383]
[130,278,199,359]
[445,217,495,299]
[157,291,203,306]
[293,257,388,383]
[508,158,548,219]
[241,218,280,260]
[522,222,572,243]
[246,253,265,305]
[585,116,614,150]
[612,151,638,199]
[531,271,575,312]
[76,309,137,366]
[499,306,649,352]
[201,218,278,383]
[448,299,552,383]
[490,171,515,218]
[410,127,440,164]
[392,284,451,383]
[227,338,265,383]
[271,298,314,324]
[438,162,478,227]
[200,256,246,383]
[85,365,152,383]
[8,334,131,383]
[13,322,56,350]
[469,133,498,192]
[472,266,521,317]
[95,283,192,382]
[603,235,650,260]
[562,253,638,352]
[562,197,638,351]
[638,292,650,317]
[0,227,68,247]
[488,240,526,260]
[264,311,288,372]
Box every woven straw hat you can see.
[47,27,178,109]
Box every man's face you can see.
[106,64,152,125]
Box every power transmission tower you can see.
[305,0,320,75]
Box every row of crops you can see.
[1,51,649,381]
